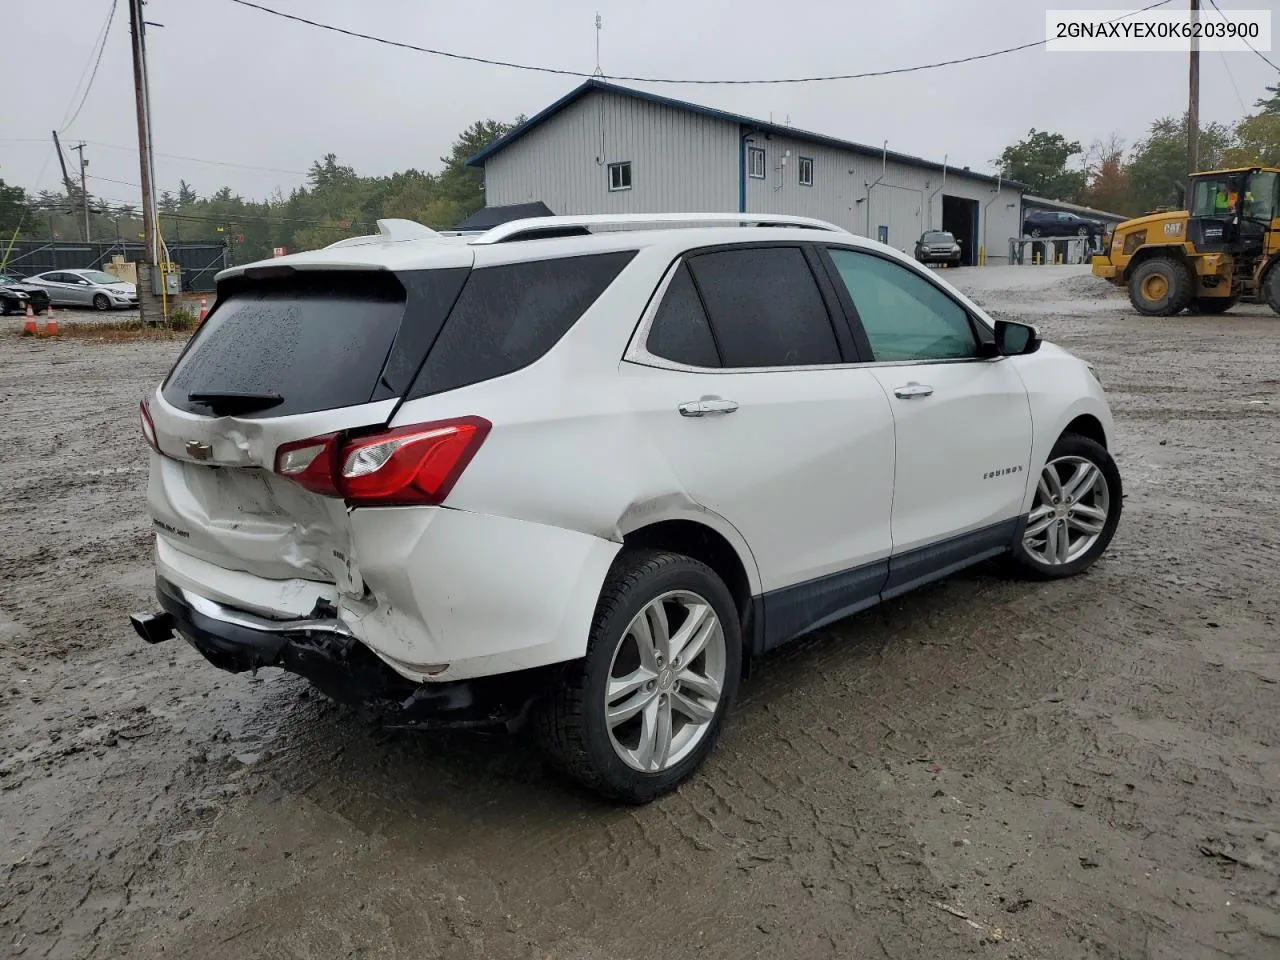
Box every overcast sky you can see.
[3,0,1275,203]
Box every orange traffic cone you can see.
[197,297,209,324]
[22,302,38,335]
[43,304,59,336]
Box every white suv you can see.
[131,213,1122,803]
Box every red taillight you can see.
[273,417,490,506]
[140,400,158,451]
[274,433,342,496]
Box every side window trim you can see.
[801,243,866,363]
[817,244,995,366]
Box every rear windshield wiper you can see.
[187,391,284,415]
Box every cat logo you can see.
[1163,222,1182,236]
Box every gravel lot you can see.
[2,266,1278,960]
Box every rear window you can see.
[162,271,406,418]
[408,251,636,398]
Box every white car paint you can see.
[868,360,1033,554]
[143,216,1115,684]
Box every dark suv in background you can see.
[1022,209,1104,238]
[913,230,963,267]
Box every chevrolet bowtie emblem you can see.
[185,440,213,460]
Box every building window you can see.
[798,156,814,186]
[747,146,765,179]
[608,161,632,191]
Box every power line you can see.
[5,1,114,260]
[88,174,142,187]
[59,0,120,130]
[63,0,120,132]
[224,0,1175,85]
[33,194,374,229]
[82,139,308,175]
[1207,0,1279,73]
[1217,50,1248,115]
[7,138,308,176]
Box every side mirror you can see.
[993,319,1041,356]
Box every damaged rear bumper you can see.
[130,576,544,729]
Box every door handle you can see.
[893,382,934,399]
[678,397,739,417]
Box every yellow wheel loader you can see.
[1091,167,1280,316]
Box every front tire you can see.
[92,293,111,311]
[1264,266,1280,316]
[1128,257,1193,316]
[1009,434,1122,581]
[536,550,741,803]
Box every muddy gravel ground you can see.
[2,266,1278,960]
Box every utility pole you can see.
[1187,0,1200,189]
[71,142,91,241]
[51,130,78,240]
[129,0,159,320]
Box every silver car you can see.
[24,269,139,310]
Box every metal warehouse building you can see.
[466,79,1025,265]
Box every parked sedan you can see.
[1022,209,1104,239]
[0,272,51,314]
[913,230,963,267]
[24,269,139,310]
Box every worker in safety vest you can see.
[1214,187,1231,213]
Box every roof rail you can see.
[470,212,848,244]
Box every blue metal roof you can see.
[466,78,1020,190]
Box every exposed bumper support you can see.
[130,576,545,729]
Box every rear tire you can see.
[1008,434,1122,581]
[92,293,110,311]
[1128,257,1193,316]
[536,550,741,804]
[1194,296,1237,315]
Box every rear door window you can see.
[408,251,636,398]
[684,246,840,368]
[162,271,407,418]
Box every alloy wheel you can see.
[605,590,726,773]
[1023,455,1111,566]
